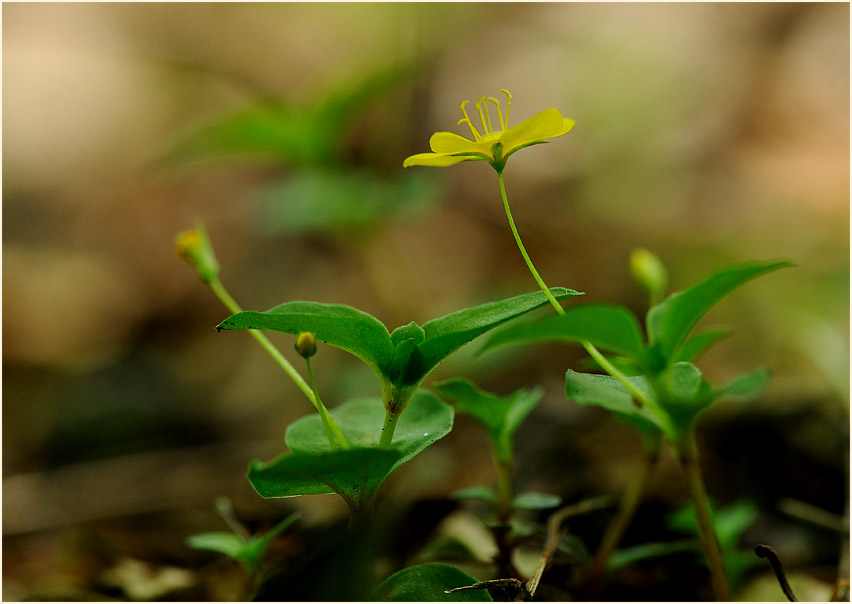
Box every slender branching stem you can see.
[584,447,659,594]
[677,433,731,602]
[209,278,316,403]
[214,496,251,541]
[209,277,350,445]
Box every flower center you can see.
[457,89,512,143]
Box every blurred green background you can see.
[3,3,848,600]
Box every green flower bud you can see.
[176,222,220,283]
[630,248,668,305]
[294,332,317,359]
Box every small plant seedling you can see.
[187,498,300,597]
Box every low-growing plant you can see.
[178,89,797,601]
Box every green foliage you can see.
[646,260,793,366]
[253,168,441,236]
[511,492,563,511]
[564,369,664,437]
[373,563,492,602]
[483,260,790,441]
[484,304,647,365]
[218,288,580,410]
[609,501,761,588]
[450,486,562,511]
[248,448,404,510]
[159,64,415,167]
[435,378,543,463]
[248,391,453,510]
[668,500,762,588]
[186,511,300,574]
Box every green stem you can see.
[582,341,668,423]
[497,172,669,423]
[306,357,349,450]
[378,408,400,449]
[210,278,315,402]
[495,457,514,525]
[677,433,731,602]
[208,277,349,441]
[498,171,563,315]
[584,447,659,593]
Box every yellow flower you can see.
[403,89,575,173]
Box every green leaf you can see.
[391,321,426,346]
[435,378,542,462]
[158,101,334,167]
[565,370,665,437]
[218,290,579,399]
[217,301,394,381]
[240,512,301,571]
[249,392,454,508]
[668,500,758,550]
[451,486,498,503]
[714,368,771,401]
[674,327,732,363]
[247,448,404,510]
[158,63,415,169]
[187,511,301,574]
[608,539,697,570]
[286,391,454,472]
[253,169,440,236]
[482,304,648,368]
[653,362,714,433]
[647,260,792,363]
[512,492,562,511]
[411,288,582,384]
[187,532,246,559]
[373,563,492,602]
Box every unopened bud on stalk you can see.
[630,248,667,304]
[176,222,220,283]
[294,332,317,359]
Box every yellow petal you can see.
[403,152,473,168]
[500,108,572,154]
[429,131,490,155]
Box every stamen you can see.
[475,98,491,135]
[485,97,505,132]
[500,89,512,128]
[458,100,481,140]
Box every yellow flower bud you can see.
[294,332,317,359]
[175,222,220,283]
